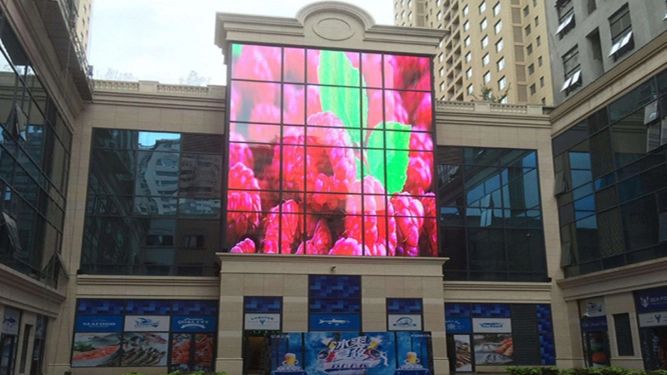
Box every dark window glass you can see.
[609,5,631,41]
[613,313,634,356]
[608,79,657,124]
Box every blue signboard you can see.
[445,318,471,333]
[635,287,667,313]
[309,314,360,331]
[75,315,123,332]
[580,316,608,331]
[170,315,216,332]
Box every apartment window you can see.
[608,4,633,58]
[538,56,543,66]
[483,71,491,84]
[439,67,445,77]
[481,18,488,31]
[401,0,405,5]
[540,76,544,87]
[395,14,399,20]
[401,10,405,18]
[533,0,537,6]
[556,1,575,36]
[408,12,413,21]
[436,0,440,5]
[494,20,502,34]
[500,97,508,104]
[467,84,474,95]
[523,6,529,17]
[541,97,545,105]
[497,57,505,71]
[465,52,472,62]
[528,64,534,75]
[440,82,445,91]
[498,76,507,90]
[463,4,469,16]
[437,10,442,20]
[526,44,533,55]
[525,25,531,36]
[561,46,582,93]
[493,2,501,16]
[482,53,490,66]
[439,53,444,62]
[479,1,486,14]
[464,36,471,47]
[466,68,473,79]
[408,0,412,7]
[537,36,541,46]
[481,35,489,48]
[464,20,470,31]
[535,16,539,26]
[530,84,536,95]
[496,38,504,52]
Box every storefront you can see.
[634,287,667,370]
[444,303,555,372]
[578,298,610,368]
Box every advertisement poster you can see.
[227,44,436,258]
[170,333,192,371]
[635,288,667,314]
[304,332,395,375]
[473,334,513,366]
[388,314,422,331]
[396,332,432,373]
[639,327,667,370]
[194,333,215,369]
[267,333,305,373]
[171,316,216,332]
[71,333,121,367]
[309,314,360,331]
[123,315,170,332]
[245,313,281,330]
[453,335,473,372]
[580,298,606,318]
[121,332,168,366]
[638,312,667,328]
[1,307,20,335]
[446,318,472,333]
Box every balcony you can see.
[36,0,93,100]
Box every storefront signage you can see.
[388,314,422,331]
[170,315,216,332]
[638,311,667,327]
[244,313,281,330]
[580,316,608,331]
[123,315,170,332]
[581,297,606,318]
[472,318,512,333]
[445,318,472,333]
[309,314,360,331]
[75,316,123,332]
[2,307,20,335]
[635,288,667,313]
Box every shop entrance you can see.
[243,331,277,375]
[582,331,610,368]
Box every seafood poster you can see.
[71,333,121,367]
[473,334,514,366]
[304,332,396,375]
[453,335,473,372]
[122,332,168,366]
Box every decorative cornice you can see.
[77,275,219,287]
[443,281,552,292]
[443,281,553,302]
[0,264,66,316]
[296,1,375,29]
[556,257,667,300]
[219,252,447,266]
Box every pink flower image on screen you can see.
[227,44,435,257]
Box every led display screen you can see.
[227,44,435,256]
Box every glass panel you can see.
[230,44,281,81]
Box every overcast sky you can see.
[88,0,395,85]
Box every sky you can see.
[88,0,395,85]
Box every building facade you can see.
[394,0,554,105]
[1,1,667,375]
[545,0,667,106]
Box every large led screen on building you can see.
[226,44,435,256]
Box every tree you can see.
[179,70,211,86]
[102,68,137,82]
[471,84,511,103]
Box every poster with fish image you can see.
[453,335,473,372]
[71,333,121,367]
[473,334,513,366]
[304,332,395,375]
[122,332,168,366]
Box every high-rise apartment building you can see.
[546,0,667,105]
[394,0,554,105]
[75,0,93,53]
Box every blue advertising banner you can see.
[303,332,395,375]
[309,314,360,331]
[268,333,305,373]
[75,315,123,332]
[170,315,216,332]
[445,318,472,333]
[396,332,432,374]
[635,287,667,313]
[580,316,608,331]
